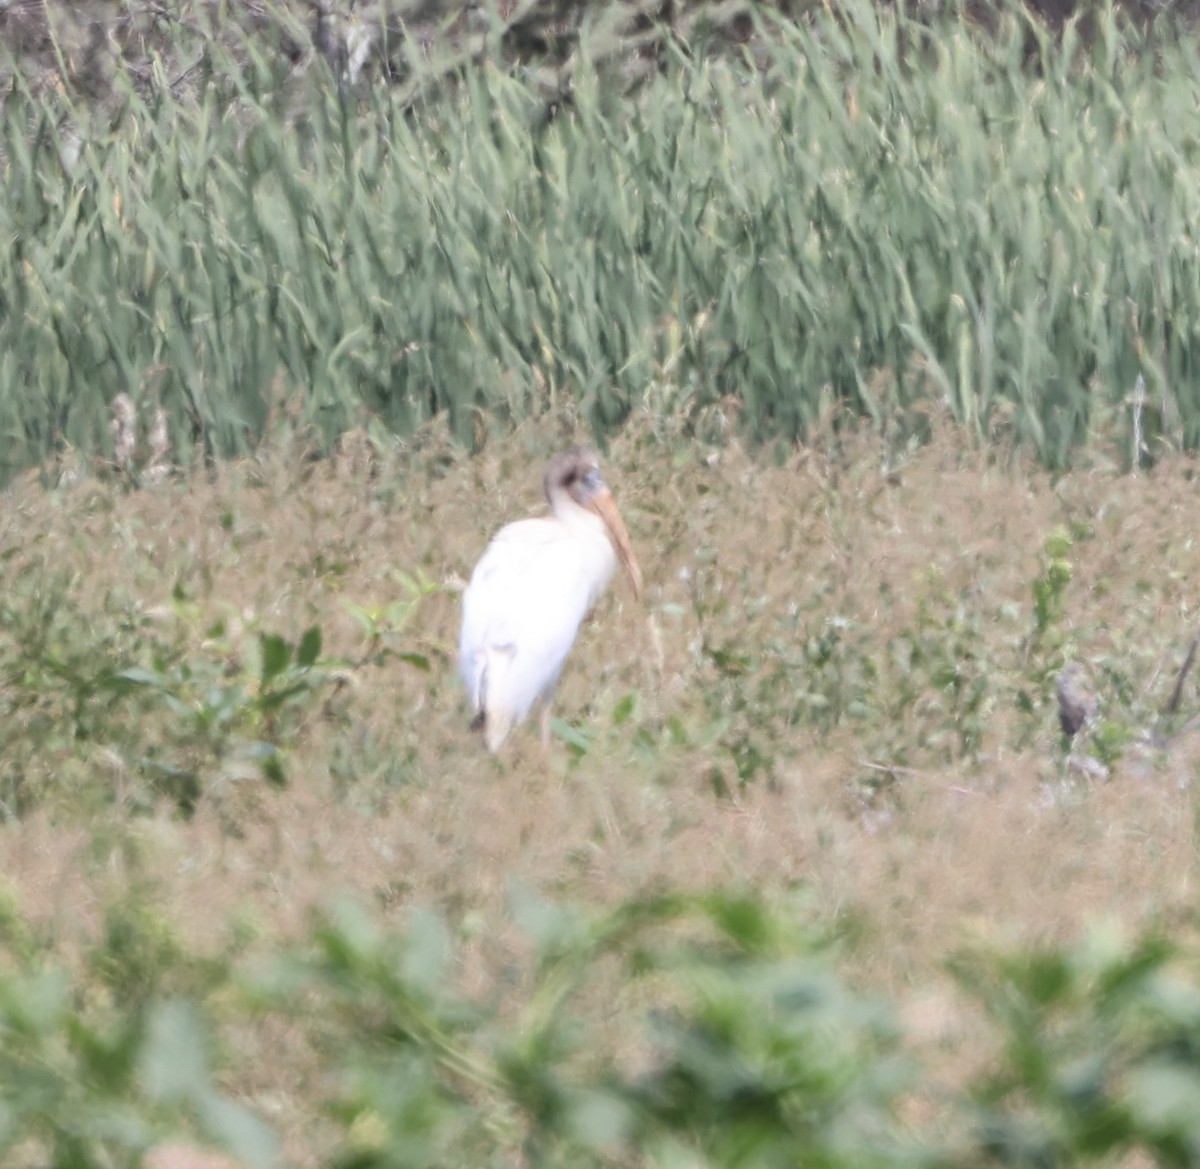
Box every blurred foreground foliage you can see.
[2,882,1200,1168]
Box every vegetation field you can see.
[3,417,1200,1167]
[5,1,1200,1166]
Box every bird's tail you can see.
[476,645,518,753]
[483,707,517,753]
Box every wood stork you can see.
[459,446,643,752]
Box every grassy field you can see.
[3,417,1200,1166]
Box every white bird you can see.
[459,446,643,752]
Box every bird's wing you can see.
[458,520,596,725]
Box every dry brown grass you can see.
[2,416,1199,1163]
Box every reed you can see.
[2,1,1199,480]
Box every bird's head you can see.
[545,446,643,599]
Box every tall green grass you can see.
[3,2,1200,480]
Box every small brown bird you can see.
[1056,663,1097,739]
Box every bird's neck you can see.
[549,493,606,538]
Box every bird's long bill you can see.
[588,488,643,599]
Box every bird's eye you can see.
[581,468,603,492]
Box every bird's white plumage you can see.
[459,509,617,749]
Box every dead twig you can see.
[1164,633,1199,719]
[1147,633,1200,751]
[859,760,927,778]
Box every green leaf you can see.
[549,718,595,756]
[1125,1062,1200,1137]
[612,691,639,725]
[563,1087,635,1151]
[507,882,586,958]
[261,749,287,788]
[295,625,322,669]
[196,1091,281,1169]
[140,1000,210,1104]
[704,643,751,677]
[0,1099,17,1149]
[400,908,451,995]
[115,668,169,689]
[0,968,70,1037]
[260,634,290,684]
[703,894,779,954]
[256,682,311,712]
